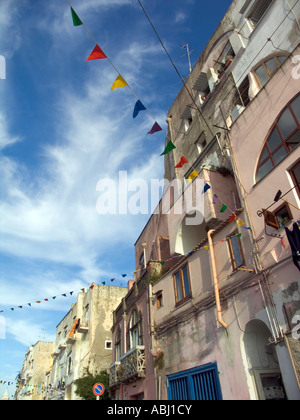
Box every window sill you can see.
[173,295,192,310]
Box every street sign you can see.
[93,382,105,398]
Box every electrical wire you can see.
[136,0,215,137]
[208,0,300,124]
[65,0,167,135]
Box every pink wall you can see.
[230,50,300,273]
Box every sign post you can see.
[93,382,105,400]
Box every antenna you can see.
[182,44,193,74]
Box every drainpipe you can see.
[142,242,155,349]
[208,229,228,329]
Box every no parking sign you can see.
[93,382,105,399]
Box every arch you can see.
[256,92,300,182]
[127,307,143,351]
[252,52,289,89]
[242,319,286,400]
[174,212,207,255]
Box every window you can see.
[167,363,222,400]
[289,161,300,199]
[247,0,274,28]
[256,94,300,182]
[254,55,288,88]
[105,340,112,350]
[214,42,235,78]
[195,132,207,154]
[115,327,121,362]
[173,264,191,305]
[139,252,144,266]
[156,292,163,309]
[264,204,293,229]
[227,231,245,270]
[128,309,143,350]
[274,204,292,228]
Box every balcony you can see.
[78,322,89,333]
[109,346,146,387]
[66,335,77,344]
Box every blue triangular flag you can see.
[133,100,146,118]
[121,274,127,278]
[202,183,211,194]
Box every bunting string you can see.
[0,269,143,314]
[66,0,165,137]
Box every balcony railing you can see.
[109,346,146,387]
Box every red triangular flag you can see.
[147,122,162,135]
[86,44,107,62]
[228,214,237,223]
[175,156,188,169]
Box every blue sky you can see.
[0,0,232,398]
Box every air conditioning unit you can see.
[231,105,245,122]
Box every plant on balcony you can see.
[74,370,110,400]
[151,348,164,370]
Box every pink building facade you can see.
[109,0,300,400]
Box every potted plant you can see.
[225,55,233,67]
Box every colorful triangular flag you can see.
[212,194,218,204]
[175,156,188,169]
[202,183,211,194]
[147,122,162,135]
[228,214,237,223]
[219,204,228,213]
[86,44,107,62]
[133,100,146,118]
[188,170,199,183]
[71,7,83,26]
[160,140,176,156]
[111,74,128,91]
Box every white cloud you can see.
[174,11,187,23]
[6,318,56,347]
[0,112,21,151]
[0,37,165,285]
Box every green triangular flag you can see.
[71,7,83,26]
[219,204,228,213]
[101,281,106,285]
[235,233,242,237]
[160,141,176,156]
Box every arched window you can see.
[256,93,300,182]
[128,308,143,350]
[115,327,121,362]
[254,54,288,88]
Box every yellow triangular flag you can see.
[111,74,128,91]
[81,288,85,293]
[204,245,209,250]
[188,170,199,183]
[236,219,245,226]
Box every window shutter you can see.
[263,209,279,229]
[248,0,273,25]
